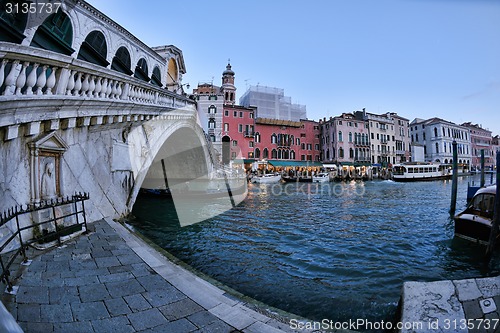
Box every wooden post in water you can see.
[485,151,500,261]
[449,140,458,216]
[481,149,485,188]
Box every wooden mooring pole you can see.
[481,149,485,188]
[449,140,458,216]
[485,151,500,261]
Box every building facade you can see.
[392,113,411,163]
[193,83,224,158]
[354,110,406,166]
[222,104,256,162]
[461,122,493,170]
[320,113,370,165]
[410,118,472,168]
[253,118,321,162]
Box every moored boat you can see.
[250,173,282,184]
[282,176,313,183]
[392,162,452,182]
[454,185,497,245]
[312,172,330,183]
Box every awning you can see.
[339,162,354,166]
[354,162,371,167]
[268,160,323,167]
[233,159,256,164]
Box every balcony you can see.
[354,140,370,147]
[244,131,255,138]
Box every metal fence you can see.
[0,193,89,291]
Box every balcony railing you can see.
[354,140,370,146]
[0,44,193,110]
[244,131,254,138]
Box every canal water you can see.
[129,175,500,328]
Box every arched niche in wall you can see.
[30,11,74,55]
[28,131,69,203]
[0,0,28,43]
[134,58,149,82]
[111,46,133,75]
[77,30,109,67]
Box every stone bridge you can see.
[0,0,216,239]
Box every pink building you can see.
[461,122,493,170]
[221,104,256,162]
[252,118,321,162]
[320,113,370,165]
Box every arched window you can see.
[326,149,330,160]
[338,131,343,142]
[283,150,290,159]
[255,132,260,143]
[208,105,216,114]
[290,150,295,160]
[151,66,162,86]
[271,149,277,159]
[30,11,74,55]
[434,127,438,138]
[339,147,344,158]
[349,132,352,143]
[255,148,260,159]
[208,119,216,129]
[271,133,277,144]
[1,0,28,43]
[111,46,132,75]
[77,30,108,66]
[277,149,282,159]
[435,142,439,154]
[263,148,269,159]
[134,58,149,82]
[349,148,354,159]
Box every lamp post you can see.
[166,82,190,94]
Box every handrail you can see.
[0,193,89,292]
[0,43,193,109]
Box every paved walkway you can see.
[1,218,308,333]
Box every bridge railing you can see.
[0,193,89,292]
[0,43,192,109]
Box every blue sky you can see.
[87,0,500,135]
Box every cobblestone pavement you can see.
[1,218,306,333]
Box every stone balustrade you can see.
[0,43,192,110]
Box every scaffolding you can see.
[239,85,306,121]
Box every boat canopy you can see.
[268,160,323,167]
[322,164,338,169]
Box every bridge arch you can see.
[126,114,213,212]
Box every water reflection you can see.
[130,175,500,328]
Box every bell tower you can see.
[221,60,236,105]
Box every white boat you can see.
[392,162,452,182]
[312,172,330,183]
[454,185,496,245]
[250,173,282,184]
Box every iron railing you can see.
[0,193,89,291]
